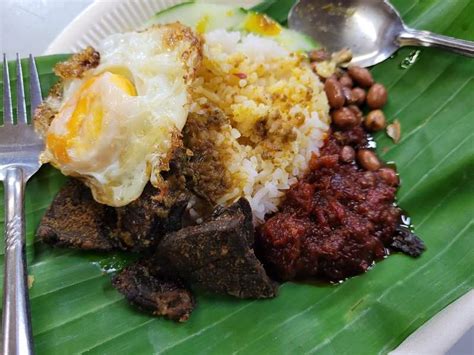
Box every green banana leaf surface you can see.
[1,0,473,353]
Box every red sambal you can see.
[257,125,419,282]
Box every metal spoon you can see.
[288,0,474,67]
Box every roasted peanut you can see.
[378,167,399,186]
[348,66,374,88]
[342,86,353,103]
[340,146,356,162]
[367,83,388,109]
[339,74,353,88]
[332,107,358,129]
[324,78,345,109]
[309,49,330,62]
[351,87,366,106]
[348,105,363,124]
[365,110,386,131]
[360,171,376,187]
[357,149,381,171]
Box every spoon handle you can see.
[398,27,474,57]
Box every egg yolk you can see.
[244,13,282,37]
[196,15,209,34]
[47,72,136,164]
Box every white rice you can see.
[188,30,330,223]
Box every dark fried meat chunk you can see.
[112,259,195,322]
[157,199,277,299]
[37,179,189,252]
[36,179,115,250]
[211,198,254,244]
[110,183,190,252]
[390,226,425,257]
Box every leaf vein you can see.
[399,132,473,201]
[34,298,122,337]
[376,220,472,302]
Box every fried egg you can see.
[40,24,202,206]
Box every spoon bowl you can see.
[288,0,474,67]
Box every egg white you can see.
[43,24,202,206]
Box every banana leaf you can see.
[1,0,473,353]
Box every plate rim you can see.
[44,0,262,54]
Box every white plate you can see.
[45,0,261,54]
[44,1,474,353]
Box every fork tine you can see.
[3,53,13,125]
[29,54,42,120]
[16,54,27,124]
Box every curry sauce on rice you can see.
[185,30,330,222]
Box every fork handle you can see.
[2,167,34,355]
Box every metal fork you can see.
[1,54,43,355]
